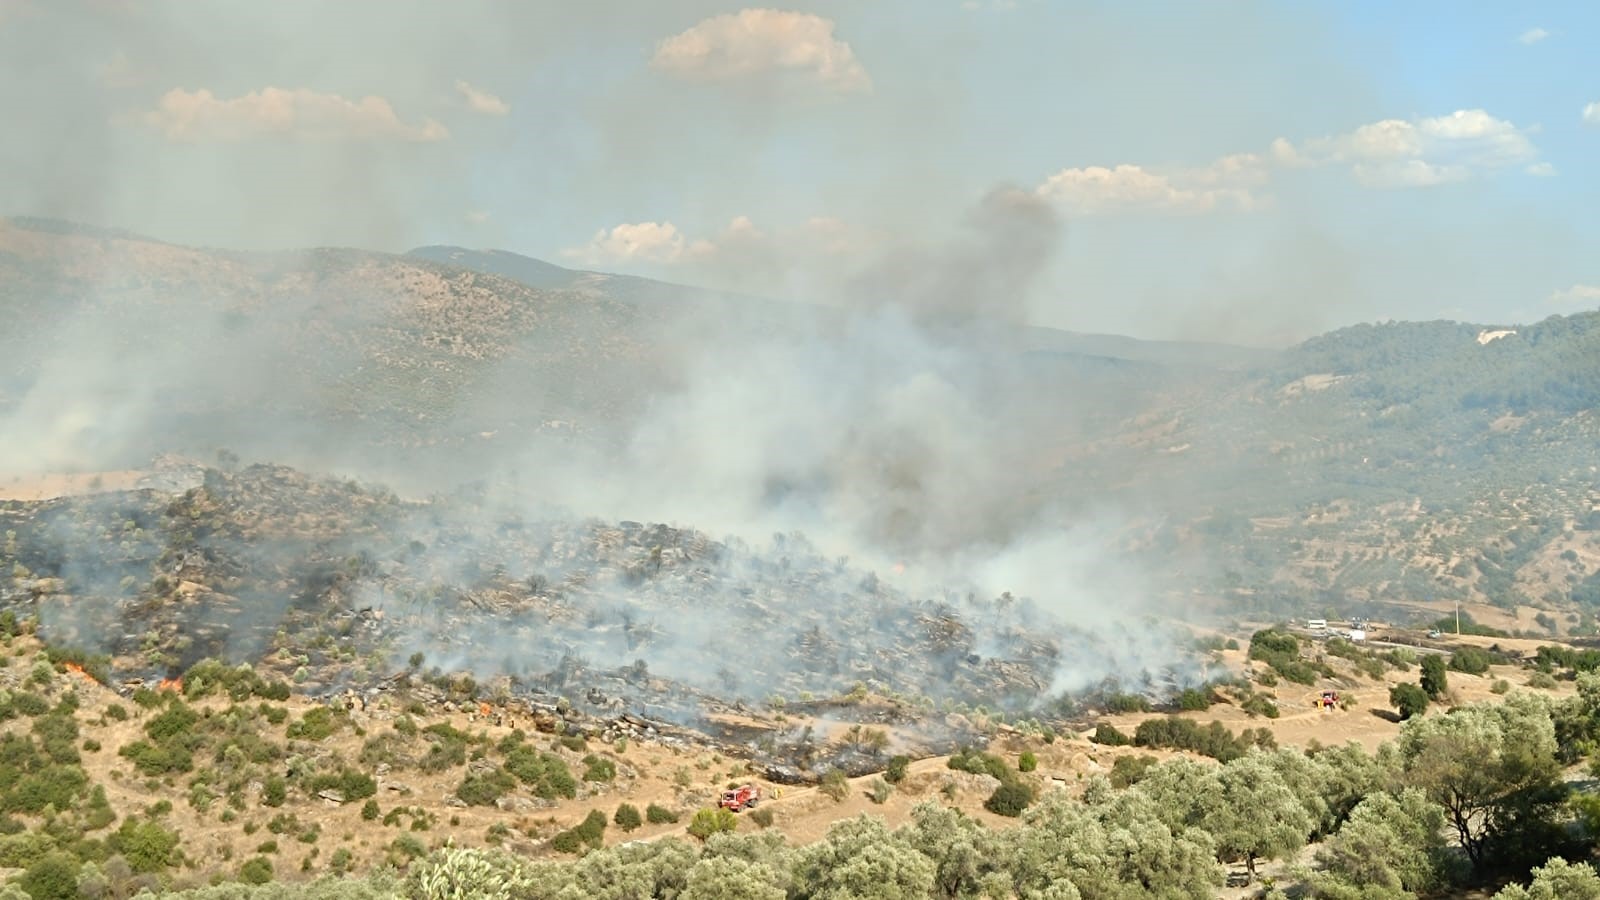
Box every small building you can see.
[1308,618,1328,632]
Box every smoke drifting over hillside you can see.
[0,191,1204,711]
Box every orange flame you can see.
[157,677,184,693]
[478,701,492,716]
[63,662,95,683]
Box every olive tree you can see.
[1307,789,1451,897]
[1494,858,1600,900]
[792,816,935,900]
[1141,754,1315,879]
[1010,778,1222,899]
[898,801,1011,899]
[680,857,787,900]
[1397,694,1566,869]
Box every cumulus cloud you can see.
[1036,155,1265,215]
[651,8,871,93]
[1549,284,1600,306]
[562,213,875,272]
[562,221,702,264]
[1518,27,1549,45]
[454,79,508,116]
[1033,107,1542,218]
[1585,102,1600,125]
[1284,108,1538,187]
[141,86,448,143]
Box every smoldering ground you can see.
[0,191,1212,716]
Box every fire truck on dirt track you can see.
[719,784,761,812]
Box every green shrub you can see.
[984,780,1034,817]
[613,803,642,832]
[1090,723,1131,746]
[0,831,55,867]
[868,777,893,804]
[362,799,380,821]
[1241,694,1280,719]
[581,755,616,783]
[1449,645,1495,675]
[820,770,850,802]
[18,851,79,900]
[947,747,1008,780]
[1109,754,1158,788]
[109,817,181,873]
[1390,682,1430,720]
[119,740,191,776]
[687,808,738,842]
[503,744,577,799]
[11,691,49,717]
[1018,750,1038,773]
[1132,717,1272,762]
[1491,678,1512,694]
[262,776,287,808]
[646,803,678,824]
[286,707,338,741]
[306,769,377,801]
[389,834,427,861]
[885,755,911,784]
[1175,688,1212,711]
[456,768,516,807]
[1102,693,1150,713]
[239,856,274,884]
[1528,671,1560,690]
[551,809,607,854]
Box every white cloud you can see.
[1549,284,1600,306]
[1585,102,1600,125]
[563,221,694,265]
[454,80,509,116]
[651,9,871,93]
[1036,157,1264,215]
[1518,27,1549,45]
[562,214,877,280]
[142,87,448,142]
[1281,108,1538,188]
[464,210,492,225]
[1035,106,1546,216]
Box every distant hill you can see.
[406,245,584,291]
[406,244,1280,371]
[6,217,1600,619]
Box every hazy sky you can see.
[2,0,1596,344]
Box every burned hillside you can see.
[0,464,1182,737]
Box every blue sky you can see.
[1,0,1595,344]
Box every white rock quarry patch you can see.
[1477,329,1517,345]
